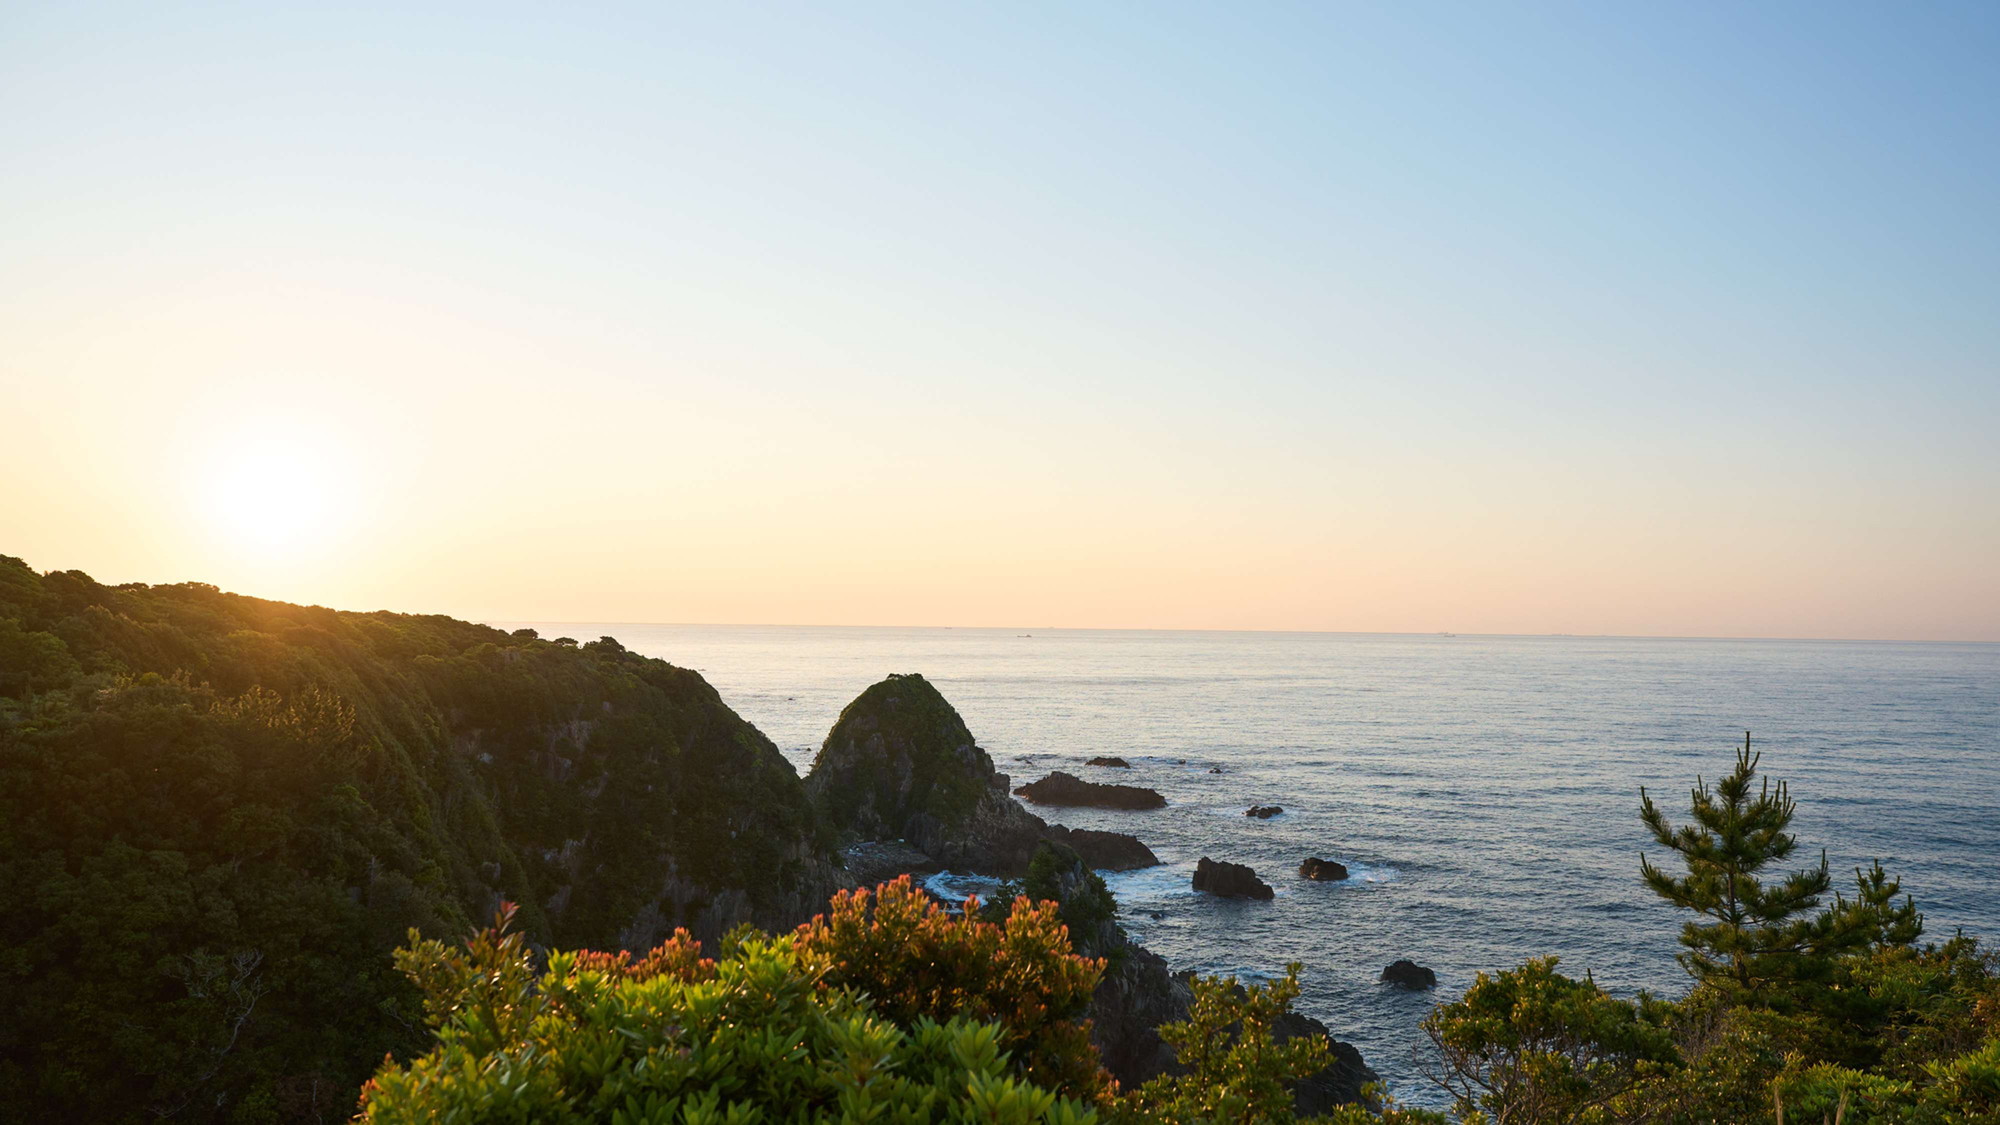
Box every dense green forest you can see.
[0,556,839,1120]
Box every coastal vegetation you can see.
[360,745,2000,1124]
[1,556,1994,1122]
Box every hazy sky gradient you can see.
[5,2,1997,639]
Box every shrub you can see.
[1123,965,1335,1124]
[360,902,1101,1125]
[795,875,1110,1100]
[1420,957,1677,1124]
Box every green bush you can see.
[361,902,1101,1125]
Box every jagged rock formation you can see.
[1015,770,1167,809]
[1086,755,1131,768]
[1246,804,1283,818]
[1300,857,1349,881]
[804,674,1158,875]
[1192,857,1275,900]
[1381,959,1438,990]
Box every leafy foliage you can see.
[360,902,1102,1125]
[1124,966,1339,1124]
[794,875,1110,1100]
[1420,958,1676,1124]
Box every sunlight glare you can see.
[198,433,345,558]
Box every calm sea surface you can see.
[501,625,2000,1105]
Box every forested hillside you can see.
[0,556,842,1121]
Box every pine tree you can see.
[1639,732,1832,1004]
[1820,860,1924,952]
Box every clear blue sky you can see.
[3,2,1996,639]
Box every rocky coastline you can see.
[800,671,1374,1108]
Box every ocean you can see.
[501,625,2000,1106]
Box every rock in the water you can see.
[1381,959,1437,990]
[1191,857,1274,900]
[1047,825,1160,870]
[1085,755,1131,768]
[1208,766,1224,774]
[1015,771,1166,810]
[1246,805,1283,819]
[1299,857,1349,881]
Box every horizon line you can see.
[479,618,2000,648]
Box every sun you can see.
[198,433,345,558]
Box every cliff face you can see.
[0,557,842,1122]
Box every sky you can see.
[3,2,1997,640]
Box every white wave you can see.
[923,871,1008,905]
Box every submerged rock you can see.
[1086,755,1131,768]
[1015,771,1167,810]
[1192,857,1274,900]
[1299,857,1349,881]
[1246,805,1283,819]
[1381,959,1437,990]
